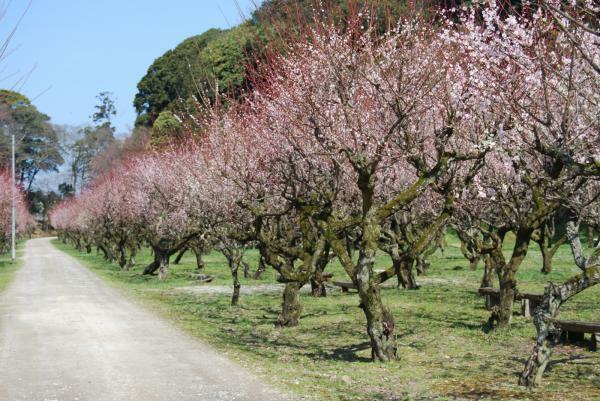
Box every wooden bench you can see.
[332,281,357,293]
[322,272,334,282]
[189,273,214,283]
[478,287,544,317]
[554,320,600,351]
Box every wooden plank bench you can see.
[322,272,334,282]
[189,273,214,283]
[478,287,543,317]
[518,293,544,318]
[332,281,357,293]
[554,319,600,351]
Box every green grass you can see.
[53,236,600,401]
[0,242,24,293]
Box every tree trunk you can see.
[222,248,243,306]
[356,271,398,361]
[493,228,532,329]
[98,245,110,261]
[127,253,136,270]
[173,247,187,264]
[142,259,160,275]
[193,248,205,270]
[310,275,327,297]
[519,266,600,387]
[242,259,251,278]
[158,251,170,280]
[276,281,303,327]
[480,255,495,288]
[390,245,419,290]
[396,259,419,289]
[496,270,516,328]
[540,236,567,275]
[143,246,163,276]
[356,225,398,362]
[469,256,481,271]
[118,243,127,270]
[231,264,241,306]
[587,225,595,248]
[415,257,430,276]
[253,255,267,279]
[310,260,327,297]
[540,244,552,275]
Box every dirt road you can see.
[0,238,286,401]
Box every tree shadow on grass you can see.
[450,321,486,331]
[306,340,373,362]
[509,353,595,379]
[545,354,595,373]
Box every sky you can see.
[0,0,259,136]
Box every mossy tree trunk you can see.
[157,250,170,280]
[143,243,175,278]
[520,265,600,386]
[310,242,331,297]
[276,281,303,327]
[495,227,532,328]
[310,267,327,297]
[193,247,205,271]
[222,247,244,306]
[253,255,267,279]
[355,231,398,361]
[173,247,187,264]
[480,255,495,288]
[331,215,398,362]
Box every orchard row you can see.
[50,1,599,387]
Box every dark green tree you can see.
[134,28,225,127]
[69,93,117,191]
[150,110,182,148]
[134,24,264,129]
[0,89,64,193]
[92,91,117,127]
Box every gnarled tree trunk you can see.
[520,266,600,386]
[480,255,495,288]
[253,255,267,279]
[310,270,327,297]
[193,248,205,271]
[173,247,187,265]
[356,220,398,362]
[493,228,532,329]
[521,220,600,386]
[276,281,303,327]
[222,247,244,306]
[158,251,170,280]
[310,244,331,297]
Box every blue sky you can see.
[0,0,258,135]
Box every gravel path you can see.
[0,238,287,401]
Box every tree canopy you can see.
[133,0,447,137]
[0,89,64,193]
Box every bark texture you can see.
[520,221,600,387]
[519,266,600,386]
[276,281,303,327]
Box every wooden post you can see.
[521,299,531,317]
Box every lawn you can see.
[0,243,24,293]
[53,234,599,401]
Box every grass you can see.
[53,235,600,401]
[0,242,24,293]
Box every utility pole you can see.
[11,129,16,263]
